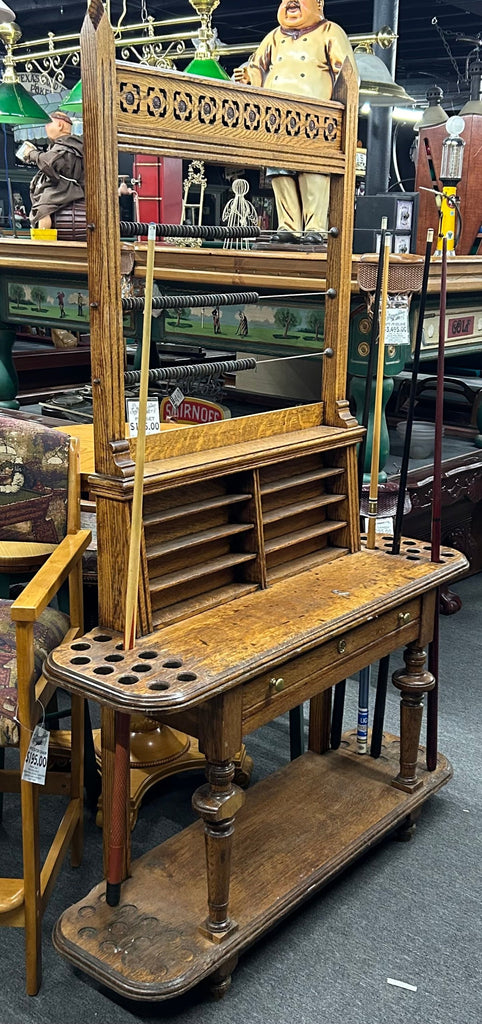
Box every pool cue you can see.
[370,229,434,758]
[426,234,448,771]
[357,220,388,496]
[357,238,391,752]
[366,238,391,549]
[105,223,157,907]
[332,227,387,750]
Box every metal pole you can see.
[365,0,400,197]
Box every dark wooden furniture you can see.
[42,2,467,1003]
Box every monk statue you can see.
[19,111,84,230]
[234,0,357,239]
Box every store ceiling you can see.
[6,0,482,107]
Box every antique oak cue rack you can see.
[44,1,467,1001]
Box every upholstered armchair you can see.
[0,414,91,995]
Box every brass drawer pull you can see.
[337,639,346,654]
[398,611,411,626]
[269,677,285,694]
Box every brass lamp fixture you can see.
[352,27,415,107]
[0,22,50,125]
[183,0,230,80]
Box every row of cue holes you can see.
[67,539,457,688]
[68,635,198,689]
[360,536,457,562]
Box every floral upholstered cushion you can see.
[0,416,70,544]
[0,599,69,746]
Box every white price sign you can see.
[383,306,410,347]
[127,399,161,437]
[22,724,49,785]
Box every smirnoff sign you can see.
[160,397,230,424]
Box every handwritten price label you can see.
[126,399,161,437]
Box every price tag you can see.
[363,516,394,536]
[126,399,161,437]
[383,306,410,347]
[170,387,185,411]
[22,725,49,785]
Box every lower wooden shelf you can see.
[53,732,452,1001]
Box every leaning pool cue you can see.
[426,233,448,771]
[356,232,390,757]
[356,238,391,752]
[105,223,157,907]
[329,228,386,749]
[366,239,391,550]
[370,229,434,758]
[357,219,388,497]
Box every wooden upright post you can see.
[322,57,359,428]
[81,0,126,475]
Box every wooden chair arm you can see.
[10,530,92,623]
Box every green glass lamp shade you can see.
[60,79,83,115]
[184,56,230,80]
[0,81,50,125]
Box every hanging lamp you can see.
[0,22,50,125]
[354,38,415,108]
[184,0,230,81]
[60,78,83,115]
[417,85,448,128]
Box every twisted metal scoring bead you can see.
[121,291,259,311]
[123,357,257,386]
[119,222,261,239]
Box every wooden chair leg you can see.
[21,774,42,996]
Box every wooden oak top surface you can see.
[46,542,467,713]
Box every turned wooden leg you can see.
[392,643,435,793]
[192,760,245,941]
[208,954,239,999]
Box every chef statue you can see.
[234,0,357,239]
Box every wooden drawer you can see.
[242,597,422,733]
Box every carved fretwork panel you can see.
[116,64,344,173]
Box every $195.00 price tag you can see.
[22,725,49,785]
[126,399,161,437]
